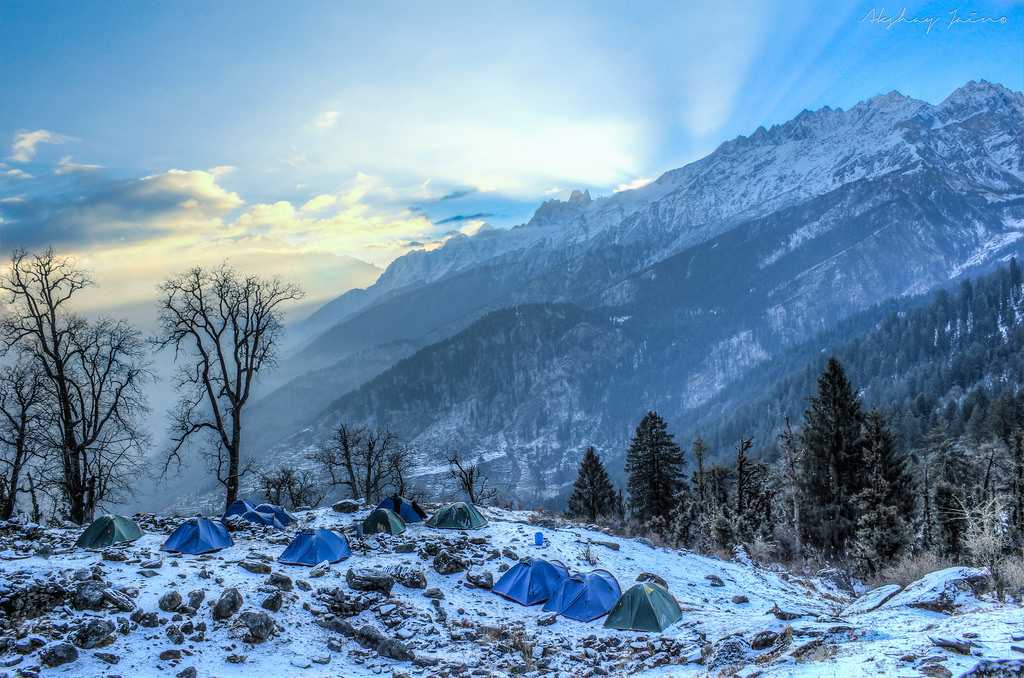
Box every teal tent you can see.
[603,583,682,632]
[362,508,406,535]
[76,515,144,549]
[425,502,487,530]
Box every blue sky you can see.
[1,0,1021,315]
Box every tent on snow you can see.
[223,499,256,519]
[603,583,682,632]
[76,514,144,549]
[253,503,297,526]
[239,509,286,531]
[362,508,406,535]
[492,558,569,606]
[425,502,487,530]
[278,528,351,566]
[161,518,233,555]
[375,495,428,523]
[542,569,621,622]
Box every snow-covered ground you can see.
[1,506,1021,677]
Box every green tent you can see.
[425,502,487,530]
[603,583,682,632]
[76,514,144,549]
[362,508,406,535]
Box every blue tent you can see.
[161,518,233,555]
[240,509,286,531]
[492,558,569,606]
[278,528,351,566]
[375,496,428,523]
[223,499,256,519]
[254,503,297,526]
[543,569,621,622]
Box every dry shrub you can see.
[993,555,1024,602]
[869,551,954,589]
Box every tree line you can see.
[567,356,1023,583]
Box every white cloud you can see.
[614,178,652,193]
[55,156,103,175]
[3,168,33,179]
[314,110,340,128]
[8,129,77,162]
[301,194,337,212]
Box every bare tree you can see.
[445,448,497,505]
[778,415,803,559]
[1,249,151,524]
[311,424,411,503]
[155,264,303,510]
[258,466,326,509]
[0,360,46,520]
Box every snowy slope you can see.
[1,508,1020,677]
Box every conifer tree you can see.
[799,356,866,559]
[566,446,617,522]
[625,411,686,525]
[854,409,912,574]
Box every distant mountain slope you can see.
[238,81,1024,507]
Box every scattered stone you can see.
[225,653,247,664]
[291,655,313,668]
[73,580,107,611]
[537,613,557,626]
[262,591,283,612]
[38,642,77,668]
[238,610,276,642]
[502,547,518,559]
[141,557,163,569]
[94,652,120,664]
[960,659,1024,677]
[296,579,312,592]
[332,499,361,513]
[176,667,197,678]
[70,619,115,649]
[816,567,855,595]
[268,572,293,591]
[881,567,990,614]
[634,537,655,548]
[750,630,779,650]
[385,565,427,589]
[159,649,182,661]
[213,588,243,620]
[708,636,751,672]
[186,589,206,610]
[422,587,445,600]
[919,664,954,678]
[239,560,272,574]
[767,603,803,620]
[166,624,185,644]
[32,543,52,559]
[158,590,182,612]
[102,588,135,612]
[466,568,493,590]
[432,550,465,575]
[102,549,129,562]
[394,543,416,554]
[138,569,161,578]
[637,572,668,589]
[705,574,725,587]
[591,540,619,551]
[346,568,395,595]
[732,595,749,604]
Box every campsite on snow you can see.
[0,497,1022,677]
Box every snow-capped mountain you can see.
[230,80,1024,508]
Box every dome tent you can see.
[542,569,621,622]
[239,509,286,531]
[278,528,351,566]
[362,508,406,535]
[253,503,297,526]
[223,499,256,519]
[603,583,682,632]
[425,502,487,530]
[75,515,144,549]
[375,495,428,523]
[492,558,569,606]
[161,518,233,555]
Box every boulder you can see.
[637,572,668,589]
[816,567,855,595]
[213,587,243,620]
[346,568,395,595]
[466,568,493,590]
[377,637,415,662]
[840,584,901,616]
[186,589,206,610]
[749,630,778,650]
[239,560,272,574]
[432,550,465,575]
[268,572,293,591]
[959,659,1024,677]
[704,574,725,587]
[70,619,115,649]
[238,610,276,642]
[766,603,803,620]
[39,641,78,668]
[333,499,362,513]
[880,567,990,614]
[102,588,135,612]
[355,624,387,649]
[262,591,283,612]
[384,565,427,589]
[158,590,182,612]
[73,580,107,611]
[708,636,751,672]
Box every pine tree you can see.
[854,409,912,574]
[625,411,686,527]
[799,356,866,560]
[566,446,617,523]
